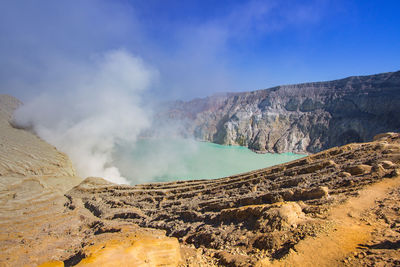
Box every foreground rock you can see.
[66,133,400,266]
[159,70,400,153]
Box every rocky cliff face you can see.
[162,71,400,153]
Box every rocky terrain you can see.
[66,132,400,266]
[1,94,400,266]
[161,70,400,154]
[0,95,181,267]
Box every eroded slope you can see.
[67,133,400,266]
[0,95,181,267]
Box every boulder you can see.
[345,164,372,175]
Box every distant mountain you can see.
[160,71,400,153]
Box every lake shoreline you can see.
[113,138,306,184]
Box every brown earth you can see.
[65,132,400,266]
[1,94,400,266]
[0,95,181,267]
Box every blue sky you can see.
[0,0,399,100]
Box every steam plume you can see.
[14,50,155,184]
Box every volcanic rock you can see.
[158,71,400,154]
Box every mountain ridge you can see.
[160,70,400,154]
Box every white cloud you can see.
[14,50,155,184]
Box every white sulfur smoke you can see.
[14,50,155,184]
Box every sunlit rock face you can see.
[160,71,400,153]
[0,94,76,177]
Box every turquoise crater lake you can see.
[113,138,305,184]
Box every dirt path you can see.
[258,176,400,267]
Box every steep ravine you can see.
[161,70,400,154]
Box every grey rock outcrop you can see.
[161,71,400,153]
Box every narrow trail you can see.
[258,176,400,267]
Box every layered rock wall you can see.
[162,71,400,153]
[0,94,76,177]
